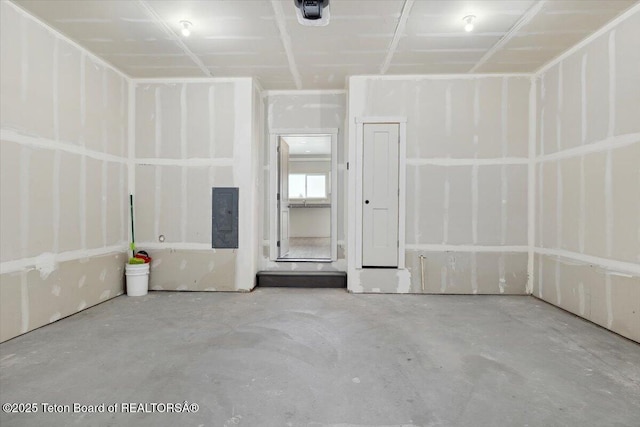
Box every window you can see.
[289,174,327,199]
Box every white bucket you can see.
[125,263,150,296]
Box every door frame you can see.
[269,128,339,262]
[354,117,407,269]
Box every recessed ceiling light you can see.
[179,20,192,37]
[463,15,476,32]
[305,150,311,153]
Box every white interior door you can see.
[279,139,290,257]
[362,123,399,267]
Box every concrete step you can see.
[256,271,347,288]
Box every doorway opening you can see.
[269,130,338,262]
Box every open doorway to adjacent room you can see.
[270,131,338,262]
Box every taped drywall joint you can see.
[20,273,29,333]
[270,0,302,89]
[181,167,188,242]
[209,85,216,158]
[579,156,585,253]
[604,150,613,257]
[498,255,506,294]
[442,174,450,244]
[154,86,162,157]
[472,164,479,244]
[580,53,587,144]
[501,164,508,245]
[556,161,563,248]
[605,274,613,328]
[407,157,528,166]
[469,0,546,73]
[608,30,616,138]
[19,147,30,259]
[471,252,478,294]
[80,155,87,250]
[527,77,537,295]
[473,82,479,147]
[380,0,415,74]
[406,244,528,252]
[101,160,108,247]
[52,37,59,142]
[556,61,563,152]
[445,84,452,137]
[536,133,640,162]
[52,151,61,253]
[80,53,86,132]
[413,165,420,243]
[535,247,640,276]
[501,78,508,157]
[20,14,27,104]
[554,258,561,304]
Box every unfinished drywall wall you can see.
[534,8,640,342]
[263,91,346,271]
[347,75,531,294]
[132,78,260,291]
[0,2,129,342]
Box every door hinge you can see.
[277,146,280,153]
[277,241,281,247]
[277,193,280,201]
[398,240,400,248]
[347,162,349,170]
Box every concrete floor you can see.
[1,289,639,427]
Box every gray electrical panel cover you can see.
[212,187,238,248]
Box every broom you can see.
[128,194,144,264]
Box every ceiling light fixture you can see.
[463,15,476,32]
[179,20,192,37]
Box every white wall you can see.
[132,78,260,291]
[534,7,640,342]
[347,75,532,294]
[0,1,129,342]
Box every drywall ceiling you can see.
[12,0,637,89]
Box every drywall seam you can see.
[19,147,30,259]
[20,273,28,333]
[7,0,130,80]
[471,164,478,244]
[527,77,537,294]
[579,155,585,253]
[133,243,215,250]
[20,14,27,103]
[407,157,529,166]
[209,86,216,158]
[80,53,86,131]
[180,84,188,242]
[128,81,136,196]
[263,90,346,97]
[443,173,450,244]
[535,3,640,75]
[351,74,533,81]
[135,0,212,77]
[0,245,127,275]
[469,0,547,73]
[556,161,562,249]
[406,244,528,252]
[101,161,108,247]
[131,77,252,84]
[270,0,302,89]
[79,155,87,250]
[605,150,613,257]
[52,151,61,253]
[0,130,127,164]
[154,166,161,241]
[535,247,640,276]
[535,133,640,162]
[135,158,235,166]
[581,53,587,144]
[380,0,415,74]
[52,37,59,141]
[608,31,616,138]
[557,62,563,152]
